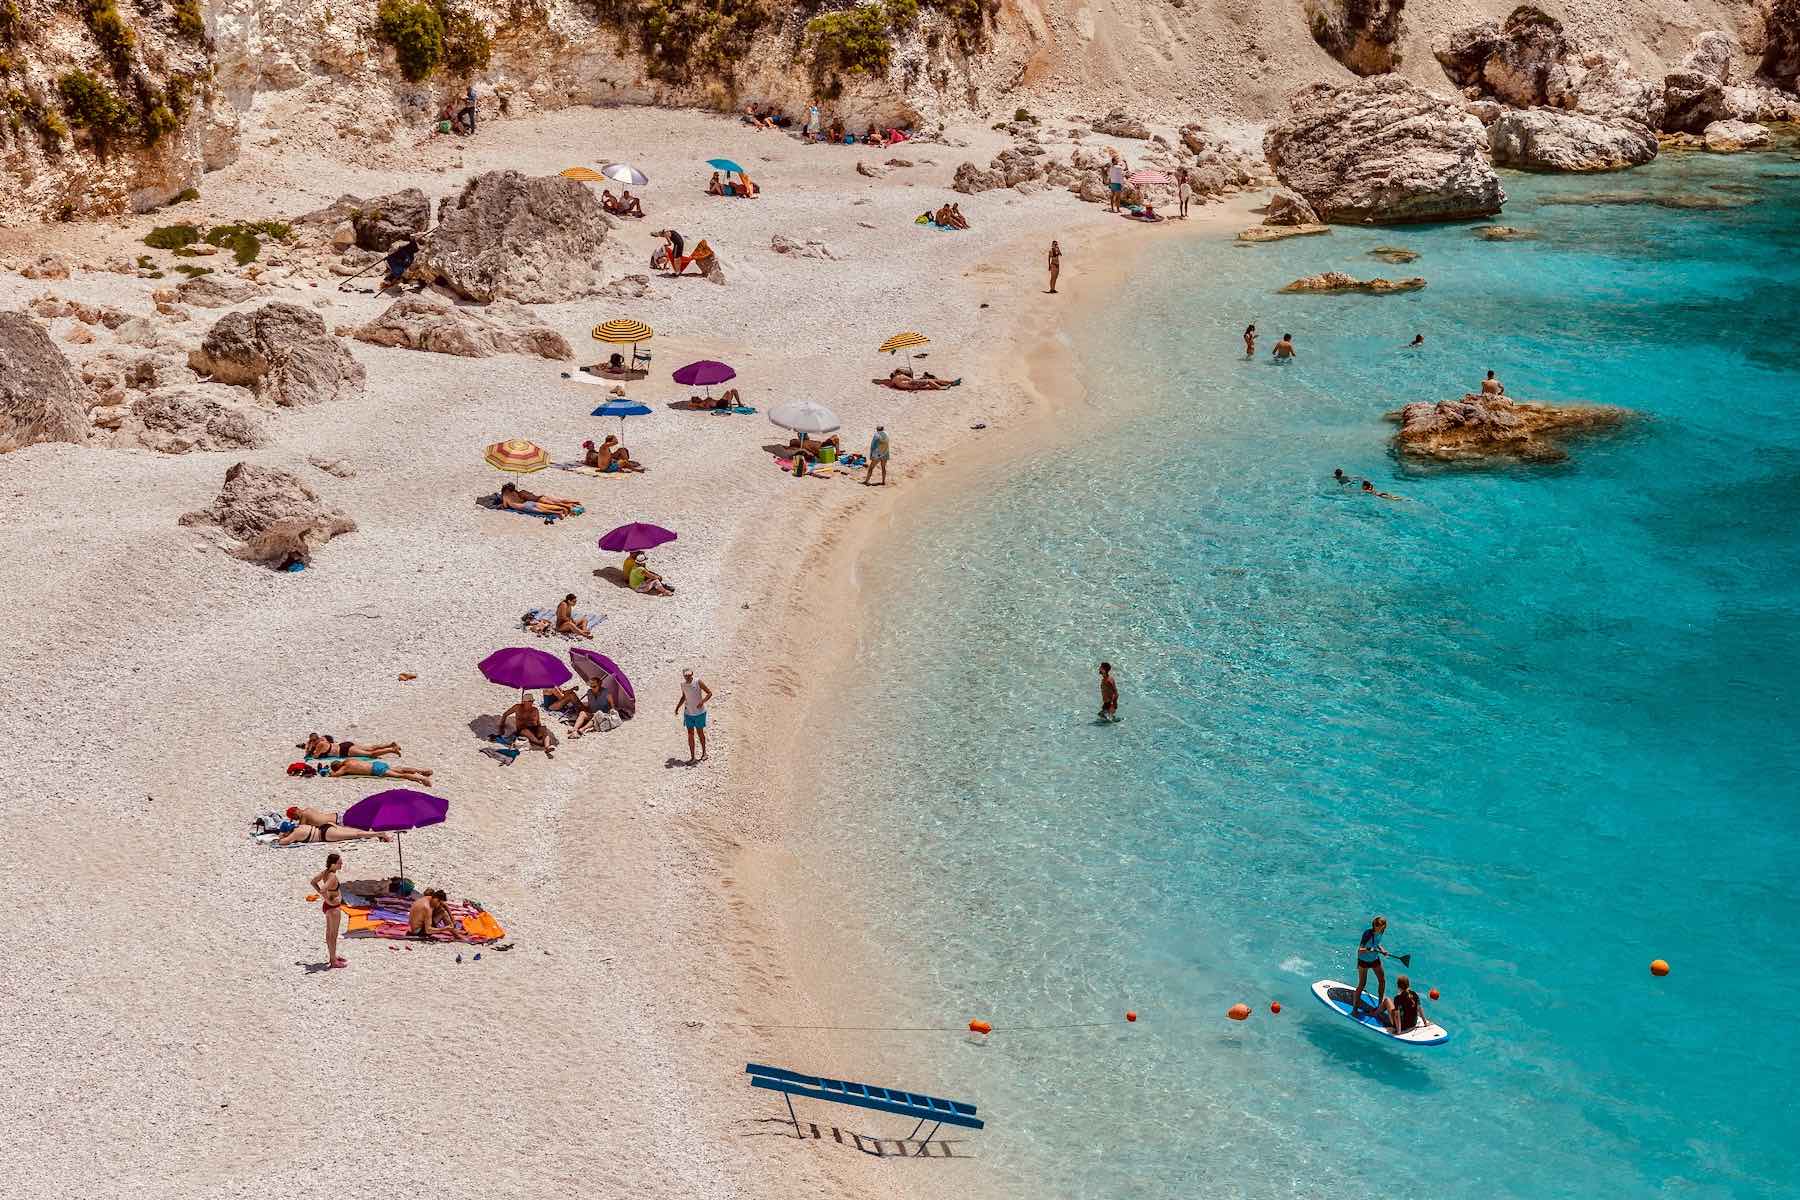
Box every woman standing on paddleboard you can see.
[1353,916,1390,1017]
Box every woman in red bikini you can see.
[310,853,349,969]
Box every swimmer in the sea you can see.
[1362,479,1407,501]
[1271,333,1296,360]
[1408,334,1424,348]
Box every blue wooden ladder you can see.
[745,1062,984,1156]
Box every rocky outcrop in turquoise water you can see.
[1388,393,1627,463]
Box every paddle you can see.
[1381,950,1412,967]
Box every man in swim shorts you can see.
[676,668,713,764]
[326,758,435,784]
[1106,158,1124,212]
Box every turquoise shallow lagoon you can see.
[807,151,1800,1198]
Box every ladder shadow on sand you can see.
[740,1117,974,1159]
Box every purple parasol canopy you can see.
[597,522,677,553]
[570,646,635,698]
[479,646,572,690]
[342,788,448,876]
[672,360,736,387]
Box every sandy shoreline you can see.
[0,102,1251,1197]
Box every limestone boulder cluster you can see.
[1263,77,1504,223]
[1388,394,1627,464]
[348,295,574,359]
[420,171,614,303]
[0,314,90,454]
[189,302,366,407]
[180,461,356,569]
[1279,272,1425,294]
[1304,0,1406,76]
[1488,109,1658,171]
[952,123,1262,209]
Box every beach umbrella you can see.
[342,788,448,877]
[592,318,654,369]
[672,359,736,400]
[1127,169,1172,187]
[570,646,635,699]
[600,162,649,186]
[591,397,652,429]
[479,645,571,707]
[597,522,677,553]
[706,157,745,174]
[769,400,840,436]
[879,331,929,374]
[484,438,548,474]
[560,166,606,183]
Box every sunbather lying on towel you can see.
[500,696,557,757]
[408,889,465,940]
[883,368,962,391]
[622,550,674,596]
[276,805,392,845]
[298,734,403,759]
[326,758,436,783]
[500,481,581,517]
[1126,203,1165,222]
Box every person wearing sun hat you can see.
[675,668,713,764]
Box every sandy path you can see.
[0,104,1247,1197]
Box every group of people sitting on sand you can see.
[881,366,960,391]
[542,674,629,737]
[524,593,602,639]
[601,188,645,217]
[498,480,583,518]
[581,435,645,473]
[749,100,913,147]
[922,203,970,229]
[742,103,793,130]
[706,171,758,198]
[621,549,674,596]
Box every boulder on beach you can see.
[1263,77,1504,223]
[1304,0,1405,75]
[1663,32,1740,132]
[0,313,91,454]
[176,274,265,309]
[1388,393,1627,464]
[1092,109,1151,138]
[115,385,267,454]
[1702,119,1772,152]
[770,233,837,259]
[421,171,612,303]
[189,302,366,407]
[1279,272,1425,294]
[1489,109,1658,171]
[348,295,574,360]
[180,461,356,568]
[300,188,432,251]
[1263,187,1320,226]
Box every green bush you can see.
[140,101,178,145]
[440,2,492,77]
[145,222,201,249]
[587,0,771,84]
[924,0,992,53]
[885,0,917,30]
[376,0,445,82]
[0,1,23,45]
[81,0,137,70]
[58,70,133,150]
[170,0,205,40]
[806,5,892,79]
[174,263,213,277]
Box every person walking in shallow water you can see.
[1098,661,1120,723]
[1047,240,1061,294]
[1243,324,1257,357]
[1272,333,1297,360]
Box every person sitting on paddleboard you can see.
[1352,915,1391,1017]
[1380,974,1427,1034]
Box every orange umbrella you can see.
[483,439,549,474]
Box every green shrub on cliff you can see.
[924,0,995,53]
[806,5,893,79]
[57,70,132,151]
[885,0,918,30]
[0,0,24,45]
[81,0,137,71]
[376,0,446,81]
[170,0,206,40]
[440,2,492,77]
[585,0,771,84]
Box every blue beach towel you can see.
[709,405,758,415]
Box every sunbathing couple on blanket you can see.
[786,434,842,463]
[276,803,392,845]
[542,674,627,738]
[500,480,582,517]
[524,593,601,639]
[408,889,465,940]
[621,550,673,595]
[582,435,644,472]
[882,367,960,390]
[602,188,644,217]
[294,733,435,785]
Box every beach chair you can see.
[745,1063,983,1155]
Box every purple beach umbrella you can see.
[342,788,448,876]
[672,359,737,401]
[479,646,572,696]
[597,522,677,553]
[570,646,635,699]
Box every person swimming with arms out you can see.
[1361,479,1407,501]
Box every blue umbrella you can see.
[706,157,745,173]
[591,398,652,430]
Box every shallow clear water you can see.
[810,151,1800,1198]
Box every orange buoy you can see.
[1125,1010,1137,1022]
[1227,1003,1252,1021]
[1650,959,1670,977]
[1270,1001,1282,1014]
[969,1019,992,1035]
[1428,988,1440,1001]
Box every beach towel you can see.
[343,893,506,943]
[709,405,757,415]
[913,217,963,231]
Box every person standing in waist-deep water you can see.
[1047,240,1061,294]
[1098,661,1120,722]
[1272,333,1297,360]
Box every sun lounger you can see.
[745,1063,983,1154]
[343,893,506,942]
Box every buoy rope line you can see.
[726,1019,1129,1033]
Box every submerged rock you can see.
[1236,224,1331,243]
[1369,246,1419,262]
[421,171,612,303]
[1279,271,1426,294]
[190,302,366,407]
[1388,393,1627,464]
[0,313,90,454]
[1489,109,1658,171]
[1263,77,1504,223]
[1539,190,1757,210]
[348,295,573,360]
[1473,225,1537,240]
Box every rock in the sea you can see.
[176,275,265,309]
[1702,119,1772,151]
[0,313,91,453]
[116,385,266,454]
[1304,0,1405,75]
[1369,246,1419,263]
[1388,393,1626,464]
[1263,187,1321,226]
[1474,225,1538,240]
[770,233,837,259]
[1489,109,1658,171]
[1263,77,1504,223]
[1092,109,1151,139]
[189,302,366,407]
[1236,224,1332,243]
[349,294,573,360]
[420,171,612,303]
[180,461,356,567]
[1279,271,1426,294]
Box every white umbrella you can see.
[768,400,841,435]
[601,162,649,186]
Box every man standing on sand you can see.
[1098,661,1119,723]
[676,668,713,764]
[1106,156,1125,213]
[1177,168,1192,219]
[1047,240,1061,294]
[864,425,890,486]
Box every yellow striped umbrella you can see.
[483,439,549,474]
[592,319,654,345]
[879,331,930,372]
[560,166,607,183]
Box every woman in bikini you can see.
[299,733,402,760]
[277,806,392,845]
[499,481,581,517]
[310,852,349,968]
[325,759,435,784]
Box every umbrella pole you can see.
[396,830,405,879]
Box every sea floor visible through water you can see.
[795,149,1800,1199]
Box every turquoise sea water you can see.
[809,150,1800,1198]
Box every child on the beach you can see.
[1098,662,1119,723]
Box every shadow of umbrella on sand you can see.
[342,789,448,877]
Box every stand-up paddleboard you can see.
[1311,980,1449,1046]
